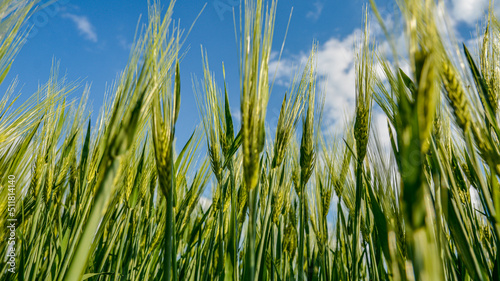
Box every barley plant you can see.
[2,0,500,280]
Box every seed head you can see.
[441,61,472,132]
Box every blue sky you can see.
[2,0,494,146]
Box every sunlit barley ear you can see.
[321,182,332,220]
[441,61,472,133]
[353,104,369,162]
[236,2,280,275]
[414,51,439,154]
[350,13,375,280]
[353,18,374,164]
[271,52,313,170]
[240,0,277,192]
[299,45,317,188]
[398,0,443,155]
[271,187,285,224]
[284,220,298,256]
[480,13,500,115]
[0,1,38,87]
[291,139,301,195]
[432,110,443,144]
[194,48,225,181]
[335,145,351,197]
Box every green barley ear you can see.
[126,138,148,209]
[237,181,248,225]
[351,12,375,279]
[151,92,176,198]
[174,62,181,124]
[124,142,137,199]
[441,61,472,132]
[337,146,351,195]
[194,49,224,181]
[272,92,289,168]
[151,74,178,281]
[240,0,277,192]
[353,105,369,162]
[398,0,441,155]
[299,45,317,187]
[283,203,298,256]
[0,0,38,86]
[223,63,235,156]
[146,3,186,280]
[320,179,332,220]
[479,22,499,114]
[414,50,439,154]
[238,1,277,279]
[432,109,443,143]
[443,52,500,174]
[296,44,317,281]
[353,16,373,164]
[271,51,313,169]
[271,182,285,224]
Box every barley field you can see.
[1,0,500,280]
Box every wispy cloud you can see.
[230,106,242,123]
[306,1,324,21]
[116,35,132,50]
[62,13,97,42]
[199,196,212,211]
[447,0,489,26]
[270,31,359,130]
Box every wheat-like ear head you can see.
[480,13,500,115]
[271,50,313,170]
[353,15,374,163]
[351,11,375,279]
[238,1,278,279]
[299,46,317,188]
[240,0,277,192]
[441,61,472,133]
[0,1,37,87]
[194,48,226,182]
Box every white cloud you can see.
[470,186,483,212]
[199,196,212,211]
[269,52,308,87]
[62,13,97,42]
[307,1,324,21]
[271,31,359,131]
[372,111,391,150]
[316,35,359,126]
[117,35,132,50]
[230,106,241,123]
[448,0,489,26]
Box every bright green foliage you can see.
[2,0,500,281]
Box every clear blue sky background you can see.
[2,0,490,146]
